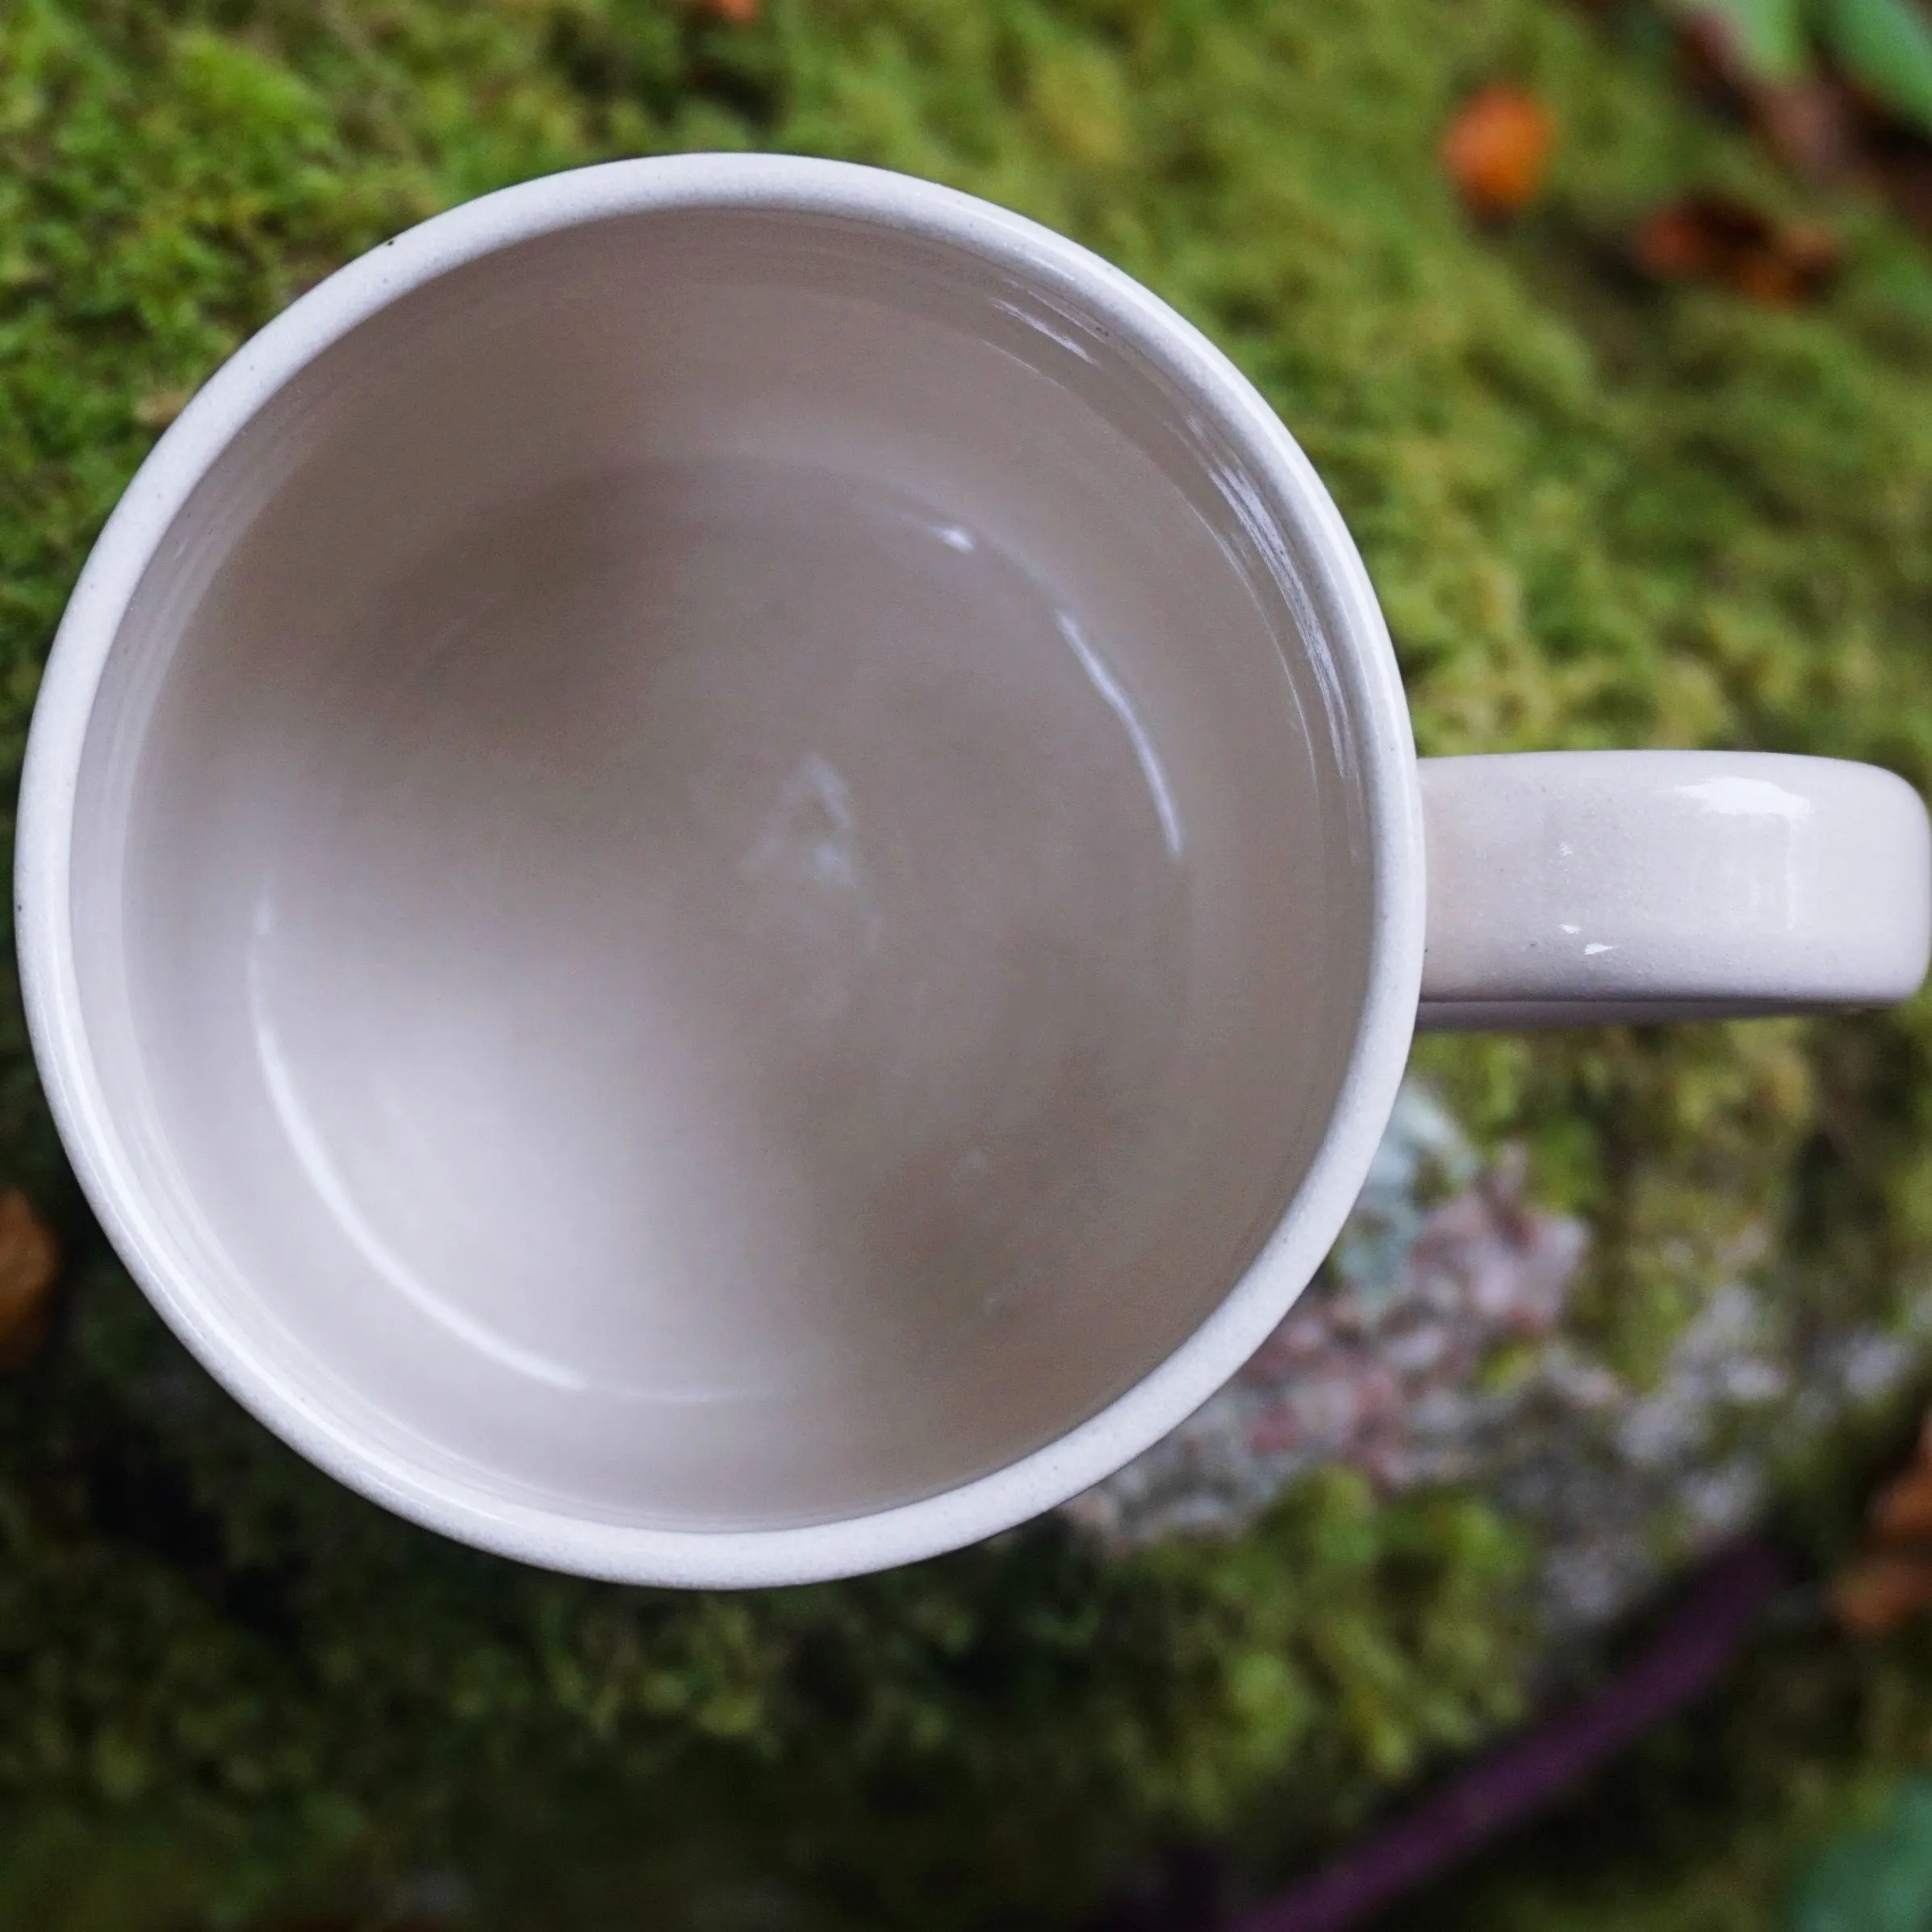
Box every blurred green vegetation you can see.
[10,0,1932,1924]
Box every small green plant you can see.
[1789,1776,1932,1932]
[1670,0,1932,136]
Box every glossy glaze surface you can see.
[1419,751,1932,1028]
[26,160,1420,1566]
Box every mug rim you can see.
[17,153,1424,1587]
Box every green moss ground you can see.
[9,1,1932,1925]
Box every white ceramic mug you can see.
[19,156,1930,1587]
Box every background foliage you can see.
[9,0,1932,1925]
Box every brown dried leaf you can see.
[1834,1552,1932,1636]
[1871,1457,1932,1542]
[1441,85,1556,219]
[1831,1414,1932,1636]
[0,1190,61,1370]
[1750,80,1857,182]
[1634,192,1839,303]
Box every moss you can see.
[7,0,1932,1925]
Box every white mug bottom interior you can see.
[69,208,1375,1529]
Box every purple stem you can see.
[1229,1535,1790,1932]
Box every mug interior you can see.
[64,190,1384,1532]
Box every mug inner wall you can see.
[69,207,1377,1528]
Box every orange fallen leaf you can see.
[1441,85,1556,219]
[1834,1551,1932,1637]
[0,1190,61,1370]
[1832,1414,1932,1636]
[699,0,759,19]
[1634,193,1838,303]
[1872,1444,1932,1542]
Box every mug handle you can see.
[1416,751,1932,1031]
